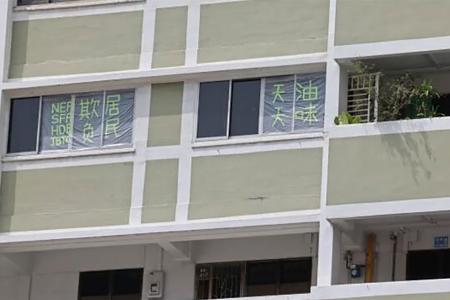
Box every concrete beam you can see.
[0,253,32,274]
[158,241,191,262]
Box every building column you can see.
[175,81,197,222]
[0,0,12,82]
[0,0,14,204]
[317,218,342,286]
[129,86,152,225]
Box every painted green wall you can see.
[336,0,450,45]
[189,149,322,219]
[328,130,450,205]
[345,293,450,300]
[198,0,329,63]
[9,11,143,78]
[152,6,188,68]
[148,83,183,147]
[142,159,178,223]
[0,163,133,232]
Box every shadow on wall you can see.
[378,122,434,184]
[0,171,16,233]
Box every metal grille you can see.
[197,264,242,299]
[211,264,241,298]
[347,73,380,123]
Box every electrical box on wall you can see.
[147,271,164,299]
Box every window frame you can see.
[14,0,144,10]
[6,97,42,156]
[194,74,325,143]
[194,257,313,299]
[6,89,136,157]
[17,0,70,6]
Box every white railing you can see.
[347,73,380,123]
[313,278,450,299]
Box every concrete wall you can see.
[198,0,329,62]
[0,163,133,232]
[0,234,315,300]
[152,7,188,68]
[142,159,178,223]
[336,0,450,45]
[148,83,183,147]
[327,130,450,205]
[9,11,143,78]
[189,149,322,219]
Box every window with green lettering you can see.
[7,89,134,154]
[196,73,326,139]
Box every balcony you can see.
[328,51,450,207]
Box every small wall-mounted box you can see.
[147,271,164,299]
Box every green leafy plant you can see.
[346,61,445,122]
[378,75,441,121]
[406,80,440,119]
[351,60,376,75]
[378,73,415,121]
[334,112,362,125]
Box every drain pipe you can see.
[365,233,376,282]
[390,233,398,281]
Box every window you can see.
[197,79,261,139]
[7,89,134,154]
[406,249,450,280]
[197,81,229,138]
[195,258,312,299]
[17,0,78,6]
[196,73,325,140]
[7,97,40,154]
[229,79,261,136]
[79,269,143,300]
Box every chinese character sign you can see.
[263,73,325,133]
[263,76,294,133]
[294,73,325,131]
[73,92,104,149]
[40,95,73,151]
[103,90,134,146]
[38,89,134,151]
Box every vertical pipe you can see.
[390,233,398,281]
[365,233,376,282]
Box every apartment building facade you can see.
[2,0,450,299]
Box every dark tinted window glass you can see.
[407,249,450,280]
[112,269,143,295]
[79,271,110,297]
[247,261,278,285]
[246,261,278,296]
[8,97,40,153]
[279,259,312,294]
[18,0,78,5]
[17,0,48,5]
[229,79,260,136]
[197,81,229,138]
[280,259,312,283]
